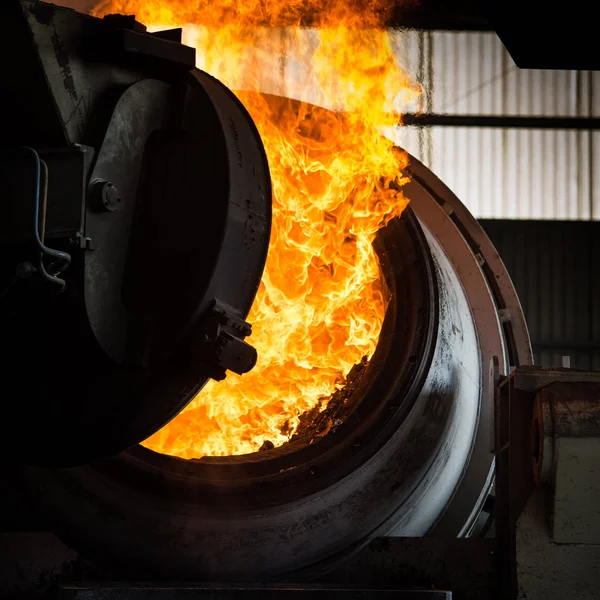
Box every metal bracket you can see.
[98,24,196,69]
[193,299,258,381]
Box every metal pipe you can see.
[401,114,600,130]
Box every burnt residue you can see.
[243,198,258,250]
[228,117,244,167]
[259,440,275,452]
[288,356,369,443]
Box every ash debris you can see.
[284,356,369,443]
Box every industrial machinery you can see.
[1,0,272,466]
[1,2,598,599]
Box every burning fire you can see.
[92,0,419,457]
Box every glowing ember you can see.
[92,0,419,457]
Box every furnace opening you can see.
[91,0,420,460]
[127,199,435,507]
[142,95,410,459]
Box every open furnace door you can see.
[0,0,271,468]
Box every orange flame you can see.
[93,0,419,457]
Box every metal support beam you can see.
[402,114,600,130]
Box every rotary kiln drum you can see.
[15,105,531,582]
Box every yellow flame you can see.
[92,0,419,457]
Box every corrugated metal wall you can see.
[393,30,600,220]
[481,220,600,369]
[392,31,598,117]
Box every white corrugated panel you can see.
[400,127,594,220]
[396,30,599,118]
[393,30,599,220]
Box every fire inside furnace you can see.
[93,0,419,458]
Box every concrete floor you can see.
[517,486,600,599]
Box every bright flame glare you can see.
[92,0,419,457]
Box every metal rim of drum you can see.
[404,159,532,537]
[14,101,532,580]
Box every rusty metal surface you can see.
[539,382,600,438]
[513,367,600,394]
